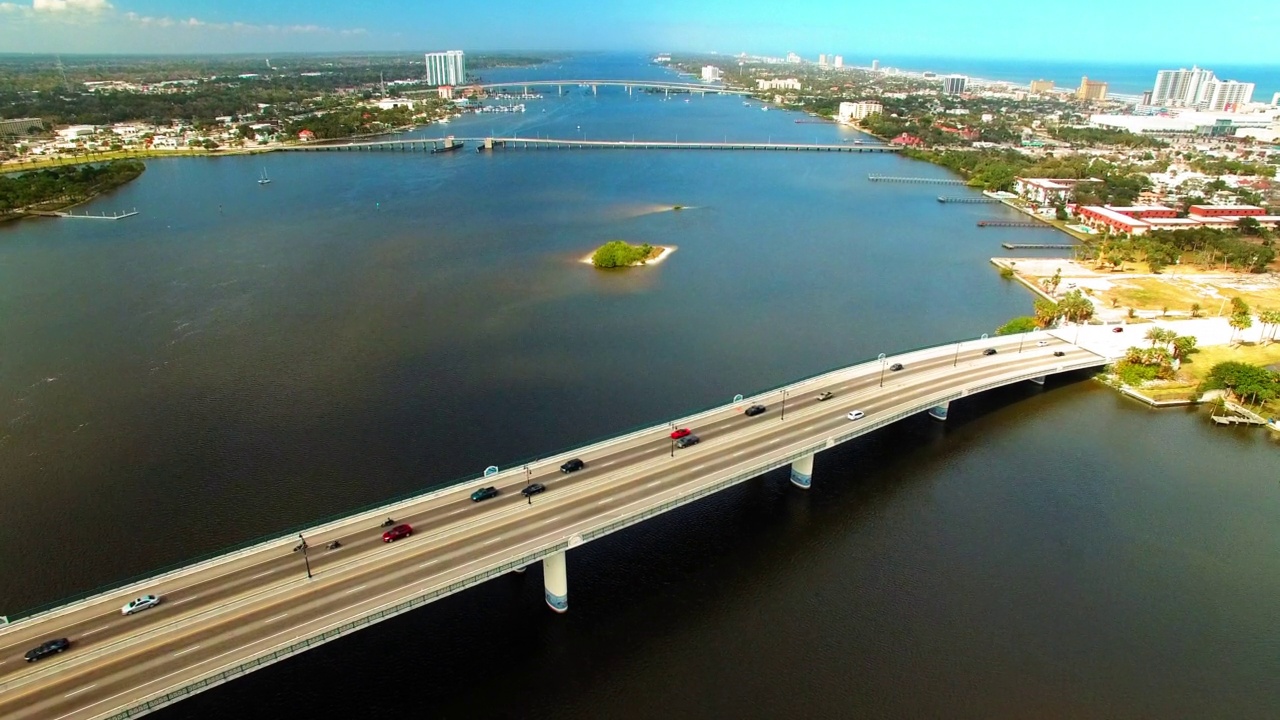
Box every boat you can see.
[761,106,768,111]
[257,168,270,185]
[743,101,750,106]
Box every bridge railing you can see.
[1,332,1049,625]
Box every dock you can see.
[867,175,966,184]
[977,220,1055,229]
[28,208,138,220]
[937,196,999,203]
[1211,415,1265,426]
[1001,243,1076,249]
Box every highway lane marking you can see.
[647,481,660,487]
[483,536,504,545]
[596,499,611,505]
[263,613,289,624]
[172,645,201,657]
[418,560,439,568]
[343,585,368,595]
[250,570,273,580]
[82,625,109,636]
[64,684,97,698]
[172,595,199,605]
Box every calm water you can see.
[2,55,1278,718]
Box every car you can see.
[889,363,904,371]
[121,595,161,616]
[847,410,865,421]
[744,404,767,417]
[1053,350,1066,357]
[382,523,413,542]
[471,486,499,502]
[24,638,70,663]
[670,428,692,440]
[560,458,585,473]
[815,391,834,401]
[1036,341,1049,347]
[983,348,998,356]
[675,434,700,448]
[1113,327,1124,333]
[521,483,547,497]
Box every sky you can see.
[0,0,1278,66]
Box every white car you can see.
[1036,340,1049,347]
[847,410,865,421]
[121,595,161,616]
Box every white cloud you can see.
[33,0,112,12]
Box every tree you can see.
[1238,216,1262,236]
[1055,204,1069,221]
[1049,268,1062,295]
[1145,326,1176,348]
[1171,335,1197,362]
[1229,312,1253,343]
[1057,289,1095,324]
[1033,298,1059,329]
[1198,361,1279,406]
[1190,302,1202,318]
[995,316,1038,335]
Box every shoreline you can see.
[580,245,677,267]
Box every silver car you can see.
[121,595,161,616]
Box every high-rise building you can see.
[701,65,723,82]
[818,54,827,67]
[1272,92,1280,107]
[786,52,801,63]
[1151,66,1216,106]
[425,50,465,86]
[1029,79,1054,93]
[1201,80,1254,111]
[1140,90,1153,106]
[837,101,883,122]
[871,59,880,72]
[942,75,967,95]
[1076,76,1108,101]
[833,56,843,69]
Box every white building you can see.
[56,125,96,140]
[701,65,723,82]
[1090,110,1274,136]
[425,50,465,87]
[1152,67,1217,106]
[818,54,827,67]
[376,98,415,110]
[1201,80,1254,111]
[756,78,801,91]
[942,75,967,95]
[1272,92,1280,107]
[786,52,801,63]
[871,59,880,72]
[833,56,843,68]
[837,101,883,122]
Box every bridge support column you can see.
[484,137,493,150]
[790,453,815,489]
[928,401,950,421]
[1029,375,1046,386]
[592,84,597,95]
[543,551,568,613]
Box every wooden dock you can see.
[28,208,139,220]
[1211,415,1265,426]
[977,220,1054,229]
[867,175,965,184]
[1001,243,1076,249]
[937,196,999,203]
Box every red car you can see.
[382,524,413,542]
[670,428,691,439]
[1112,327,1124,333]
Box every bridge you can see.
[280,137,900,154]
[0,328,1124,719]
[467,79,753,96]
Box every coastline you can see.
[1,160,145,222]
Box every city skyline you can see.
[1,0,1279,65]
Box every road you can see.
[0,336,1106,719]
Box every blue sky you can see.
[0,0,1277,65]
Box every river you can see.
[1,54,1277,718]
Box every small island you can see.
[0,160,145,221]
[587,240,675,268]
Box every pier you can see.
[1001,243,1077,250]
[937,196,1000,203]
[977,220,1055,229]
[29,208,138,220]
[867,175,966,184]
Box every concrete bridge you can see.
[469,79,753,96]
[0,329,1122,719]
[280,137,900,154]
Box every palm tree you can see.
[1228,312,1253,344]
[1190,302,1202,318]
[1171,335,1197,362]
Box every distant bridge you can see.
[467,79,753,96]
[280,137,900,154]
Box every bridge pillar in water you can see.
[592,84,598,95]
[543,551,568,613]
[790,453,815,489]
[484,137,493,150]
[929,401,950,421]
[1029,375,1046,386]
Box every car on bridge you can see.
[121,595,161,616]
[522,483,547,497]
[471,487,499,502]
[983,348,998,356]
[382,524,413,542]
[815,391,834,401]
[1037,341,1049,347]
[24,638,70,663]
[560,458,585,473]
[675,434,700,448]
[890,363,904,371]
[1113,327,1124,332]
[1053,351,1066,357]
[671,428,692,439]
[847,410,865,421]
[744,405,767,417]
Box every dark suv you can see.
[471,486,499,502]
[675,434,700,448]
[744,405,767,417]
[522,483,547,497]
[560,458,585,473]
[25,638,70,663]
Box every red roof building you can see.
[297,129,316,141]
[1188,205,1265,218]
[890,133,923,147]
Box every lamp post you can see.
[781,388,788,420]
[298,533,312,580]
[670,437,675,458]
[953,341,962,367]
[1018,332,1027,353]
[878,353,887,387]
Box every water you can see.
[2,54,1278,717]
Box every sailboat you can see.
[257,168,271,185]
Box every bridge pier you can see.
[789,453,815,489]
[543,551,568,613]
[928,401,950,421]
[1029,375,1046,386]
[484,137,493,150]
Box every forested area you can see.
[0,160,144,214]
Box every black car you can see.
[889,363,904,371]
[744,405,767,417]
[560,458,585,473]
[675,434,700,448]
[521,483,547,497]
[1053,350,1066,357]
[983,348,998,356]
[470,486,499,502]
[25,638,70,663]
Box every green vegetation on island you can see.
[591,240,660,268]
[0,160,144,217]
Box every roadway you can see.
[0,336,1107,719]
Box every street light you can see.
[1018,332,1027,353]
[878,353,887,387]
[953,341,962,367]
[781,388,789,420]
[298,533,312,580]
